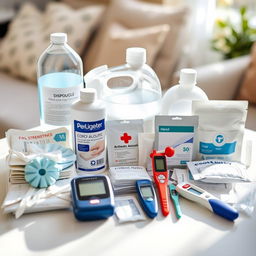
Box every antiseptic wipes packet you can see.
[106,120,143,167]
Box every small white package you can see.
[138,133,155,169]
[106,120,143,167]
[114,196,146,223]
[187,160,251,183]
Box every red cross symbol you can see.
[120,133,132,144]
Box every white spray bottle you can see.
[161,69,208,115]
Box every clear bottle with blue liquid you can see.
[37,33,83,127]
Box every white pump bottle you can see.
[161,69,208,115]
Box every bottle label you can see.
[73,119,106,172]
[42,85,81,126]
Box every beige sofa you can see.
[194,55,256,131]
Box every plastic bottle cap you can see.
[80,88,96,103]
[50,33,67,44]
[179,69,197,88]
[126,47,146,67]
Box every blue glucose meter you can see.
[71,175,115,221]
[136,179,158,218]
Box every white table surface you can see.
[1,131,256,256]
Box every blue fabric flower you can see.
[25,157,60,188]
[35,143,76,170]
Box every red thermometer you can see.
[150,147,174,216]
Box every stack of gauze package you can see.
[109,166,151,194]
[2,128,76,218]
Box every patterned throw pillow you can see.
[90,23,170,68]
[0,2,105,82]
[85,0,188,90]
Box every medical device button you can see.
[158,175,165,180]
[90,199,100,205]
[182,184,190,189]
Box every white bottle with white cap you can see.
[126,47,146,68]
[161,69,208,115]
[84,47,162,132]
[71,88,106,173]
[37,33,83,127]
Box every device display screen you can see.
[188,187,202,196]
[141,186,153,198]
[78,180,106,197]
[154,157,166,172]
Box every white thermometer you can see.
[176,182,239,221]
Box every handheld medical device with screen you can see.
[71,175,115,221]
[150,147,174,216]
[136,179,158,218]
[176,182,239,221]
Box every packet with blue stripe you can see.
[155,115,198,167]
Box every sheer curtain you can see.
[164,0,219,68]
[183,0,219,66]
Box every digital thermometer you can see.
[176,182,239,221]
[150,147,174,216]
[71,175,115,221]
[136,179,158,218]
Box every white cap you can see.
[50,33,67,44]
[126,47,146,67]
[179,68,197,88]
[80,88,96,103]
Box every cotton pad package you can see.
[192,101,248,162]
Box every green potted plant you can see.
[212,6,256,59]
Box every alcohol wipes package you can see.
[114,196,146,223]
[187,160,251,183]
[106,120,143,167]
[155,115,198,167]
[192,101,248,162]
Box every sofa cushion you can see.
[0,2,105,82]
[0,72,39,138]
[237,43,256,104]
[92,23,170,68]
[85,0,188,89]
